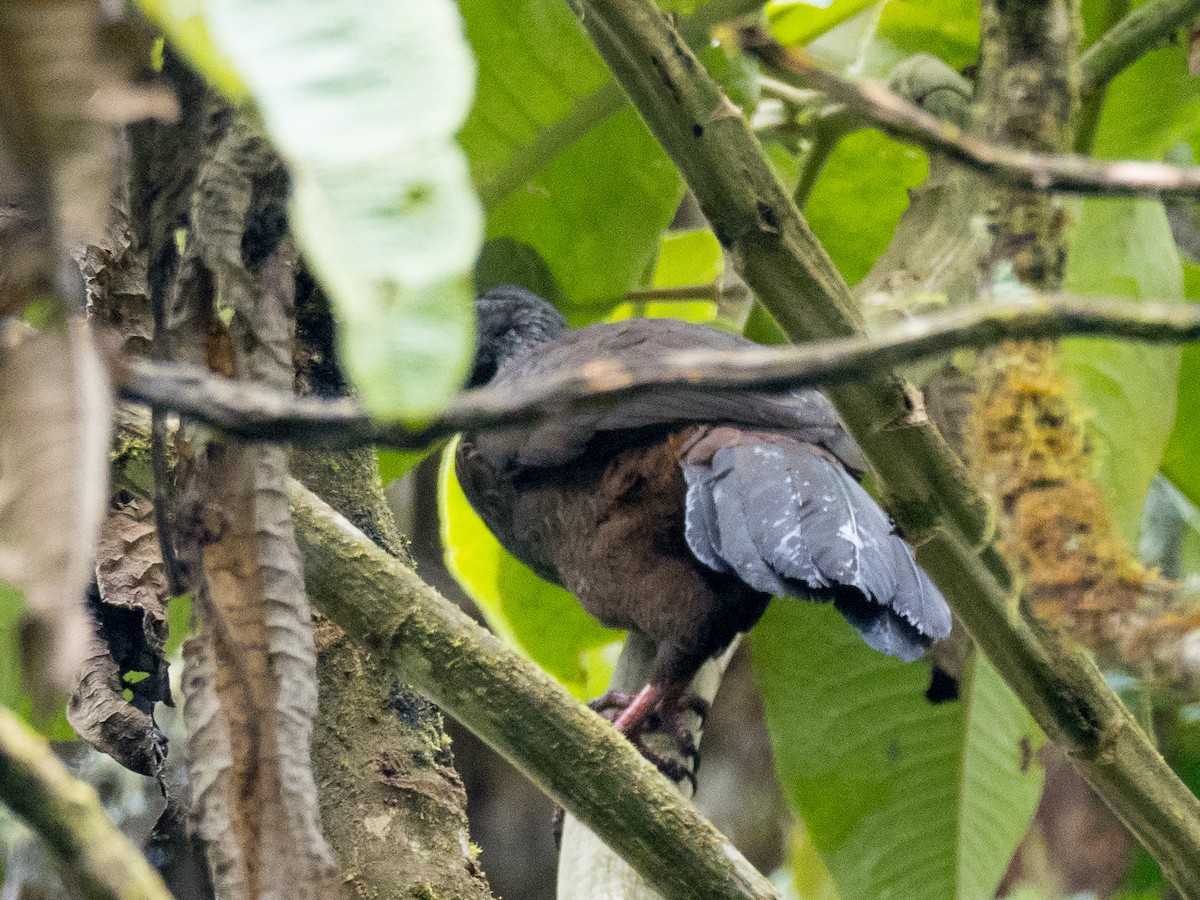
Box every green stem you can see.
[570,0,1200,894]
[1075,0,1131,152]
[1080,0,1200,97]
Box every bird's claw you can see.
[586,689,707,790]
[588,690,637,722]
[636,740,698,793]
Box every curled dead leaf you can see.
[68,497,173,775]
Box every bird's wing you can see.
[475,318,867,472]
[679,426,952,661]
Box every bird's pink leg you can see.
[588,681,709,790]
[612,682,667,735]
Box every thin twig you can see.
[1080,0,1200,97]
[623,283,719,303]
[114,293,1200,449]
[0,707,173,900]
[741,28,1200,200]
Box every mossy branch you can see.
[288,482,778,900]
[569,0,1200,894]
[0,707,173,900]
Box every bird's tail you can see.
[680,427,952,661]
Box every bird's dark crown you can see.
[468,285,568,387]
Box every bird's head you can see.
[468,284,568,387]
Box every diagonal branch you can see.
[294,480,781,900]
[113,293,1200,450]
[741,28,1200,200]
[571,0,1200,894]
[1080,0,1200,97]
[0,707,173,900]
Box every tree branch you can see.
[741,28,1200,200]
[571,0,1200,893]
[291,482,777,900]
[113,293,1200,450]
[1080,0,1200,97]
[0,707,173,900]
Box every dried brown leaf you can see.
[68,497,172,775]
[174,122,332,900]
[81,233,155,357]
[0,322,112,701]
[68,614,167,777]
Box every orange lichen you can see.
[968,340,1158,643]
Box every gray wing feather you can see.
[682,436,951,660]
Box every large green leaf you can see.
[1060,200,1183,542]
[438,443,623,699]
[457,0,683,320]
[1162,260,1200,510]
[767,0,881,48]
[204,0,483,419]
[607,228,724,323]
[876,0,979,71]
[1055,34,1190,541]
[751,602,1043,900]
[805,129,929,285]
[805,0,979,75]
[1092,45,1200,161]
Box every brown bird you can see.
[456,285,951,778]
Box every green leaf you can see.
[458,0,683,320]
[205,0,484,419]
[1162,262,1200,511]
[165,592,192,659]
[789,824,843,900]
[133,0,248,100]
[1092,45,1200,161]
[752,602,1043,900]
[438,442,623,698]
[801,0,979,76]
[805,130,929,284]
[0,580,74,741]
[876,0,980,71]
[653,229,723,287]
[377,448,437,487]
[1061,199,1184,541]
[767,0,881,48]
[607,228,725,322]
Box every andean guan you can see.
[456,285,953,778]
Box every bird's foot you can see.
[587,687,710,791]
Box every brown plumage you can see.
[457,285,951,777]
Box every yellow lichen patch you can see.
[968,340,1159,642]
